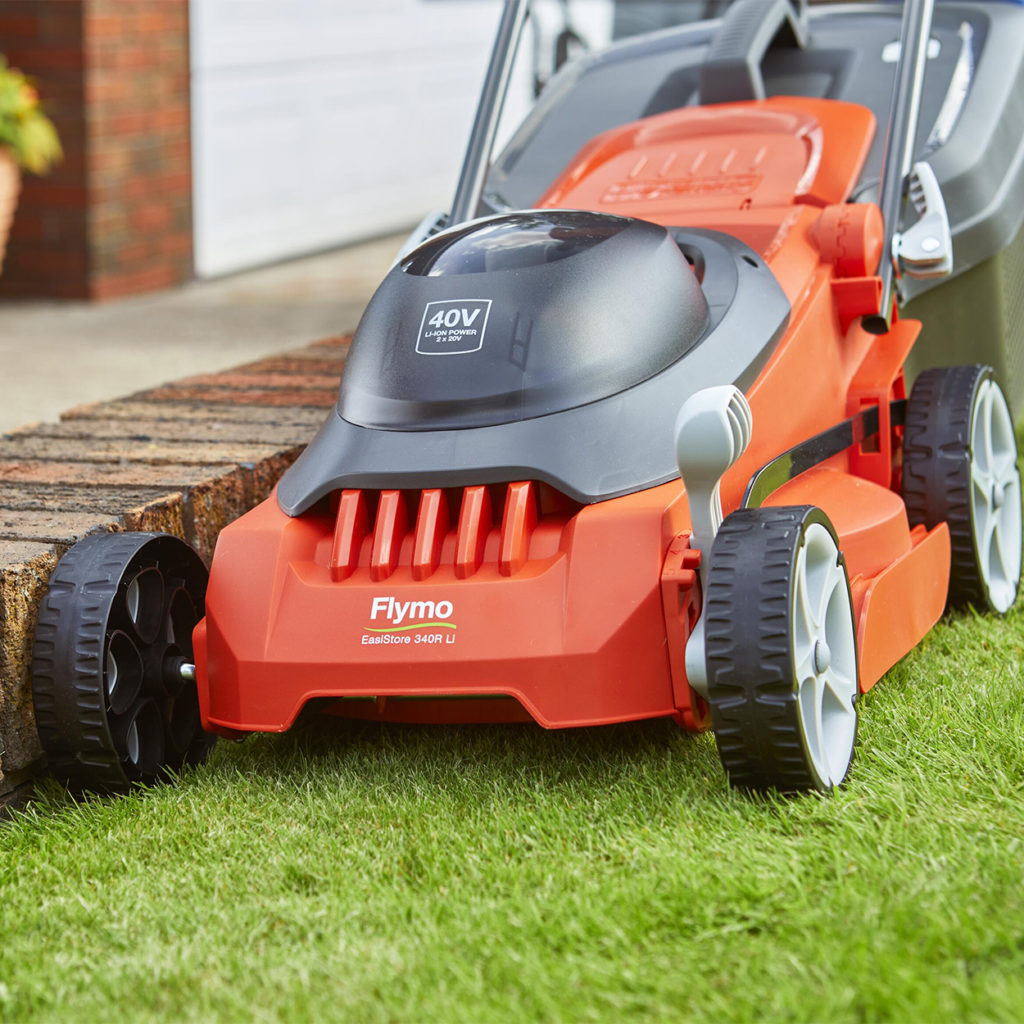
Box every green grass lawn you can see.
[2,594,1023,1023]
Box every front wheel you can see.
[31,532,214,793]
[704,506,859,792]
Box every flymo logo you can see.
[362,596,457,646]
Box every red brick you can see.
[61,399,329,430]
[90,264,179,300]
[0,541,56,778]
[0,275,89,301]
[2,248,88,277]
[88,109,152,136]
[9,416,317,449]
[0,14,41,36]
[87,14,121,37]
[102,47,152,70]
[0,482,183,517]
[38,6,83,36]
[131,202,172,232]
[0,487,189,550]
[136,8,175,33]
[307,337,353,351]
[18,182,89,208]
[158,233,191,257]
[161,138,191,163]
[0,540,54,567]
[0,460,235,488]
[97,239,150,268]
[0,435,291,466]
[0,510,120,545]
[154,170,190,194]
[250,338,350,361]
[5,213,45,244]
[172,371,339,392]
[230,357,348,378]
[85,74,132,104]
[6,46,85,71]
[89,206,130,236]
[149,107,189,131]
[136,386,338,408]
[1,0,191,297]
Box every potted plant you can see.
[1,56,62,273]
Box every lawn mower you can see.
[30,0,1024,793]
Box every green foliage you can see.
[0,56,61,174]
[1,593,1023,1022]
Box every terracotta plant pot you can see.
[0,148,21,275]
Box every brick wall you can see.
[84,0,192,298]
[0,0,192,300]
[0,1,89,298]
[0,336,349,797]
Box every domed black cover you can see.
[278,227,791,514]
[338,211,709,430]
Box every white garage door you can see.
[190,0,507,278]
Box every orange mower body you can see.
[195,96,951,739]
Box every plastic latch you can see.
[675,386,753,696]
[674,385,753,567]
[895,162,953,279]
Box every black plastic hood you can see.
[277,227,791,516]
[338,211,709,430]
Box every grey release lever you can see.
[895,161,953,280]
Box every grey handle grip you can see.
[699,0,808,105]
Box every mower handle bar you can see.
[866,0,936,333]
[447,0,936,319]
[450,0,531,228]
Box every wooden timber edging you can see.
[0,335,350,796]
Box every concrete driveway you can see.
[0,234,401,433]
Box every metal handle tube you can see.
[449,0,531,228]
[867,0,936,333]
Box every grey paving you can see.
[0,234,402,434]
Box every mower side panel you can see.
[852,524,951,691]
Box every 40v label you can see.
[416,299,491,355]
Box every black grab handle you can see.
[699,0,809,104]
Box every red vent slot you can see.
[329,489,369,582]
[327,481,579,581]
[370,490,410,581]
[412,489,450,581]
[499,481,539,577]
[454,485,493,579]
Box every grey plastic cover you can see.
[277,229,790,516]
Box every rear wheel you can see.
[31,532,213,793]
[902,365,1022,614]
[704,506,859,792]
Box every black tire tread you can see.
[902,365,1020,611]
[30,531,210,793]
[704,505,854,792]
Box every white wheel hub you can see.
[970,379,1022,614]
[813,639,832,674]
[792,523,858,788]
